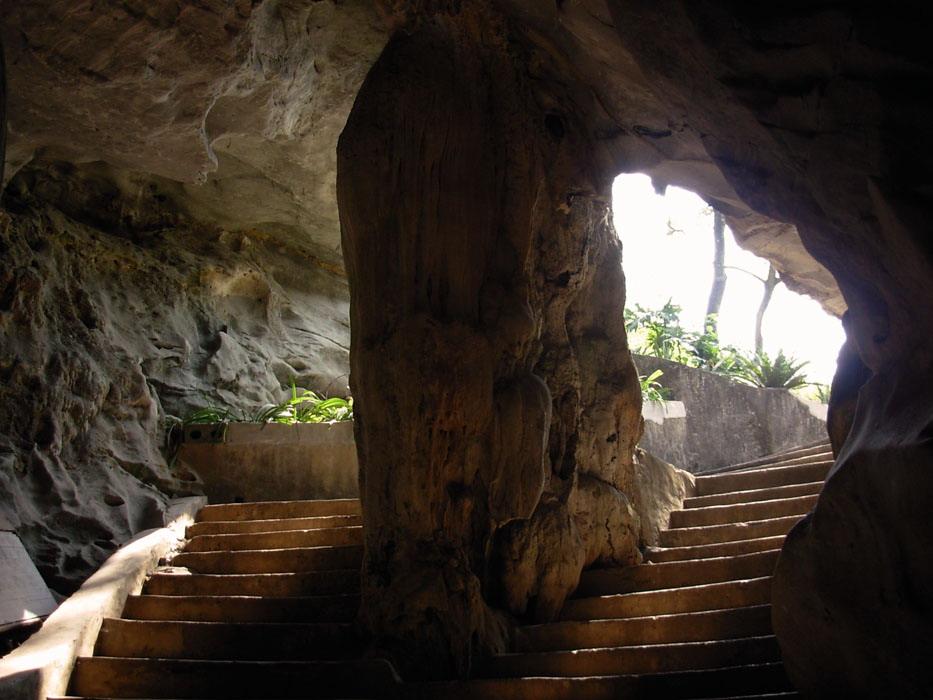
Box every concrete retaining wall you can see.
[177,421,358,503]
[635,355,827,472]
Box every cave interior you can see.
[1,0,932,695]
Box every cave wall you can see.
[2,0,387,266]
[0,163,350,592]
[2,0,930,691]
[602,1,933,694]
[338,6,643,676]
[338,0,933,687]
[0,0,383,591]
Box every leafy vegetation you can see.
[176,381,353,427]
[179,404,241,426]
[732,350,810,390]
[639,369,669,404]
[625,301,745,378]
[251,384,354,424]
[814,383,831,404]
[625,301,697,365]
[626,302,811,391]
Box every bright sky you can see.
[612,174,844,386]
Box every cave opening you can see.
[612,172,845,393]
[611,172,844,473]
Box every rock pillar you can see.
[1,37,6,184]
[337,9,642,677]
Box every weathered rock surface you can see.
[825,314,873,457]
[2,0,387,267]
[632,449,694,547]
[2,0,931,691]
[0,165,350,591]
[338,8,643,676]
[598,2,933,694]
[0,0,380,592]
[635,355,827,472]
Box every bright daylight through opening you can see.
[613,173,844,391]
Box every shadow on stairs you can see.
[55,441,832,700]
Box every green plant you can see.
[639,369,669,403]
[691,321,745,377]
[794,383,831,404]
[180,404,243,425]
[815,383,831,404]
[177,381,354,428]
[625,300,696,365]
[626,303,745,378]
[251,381,354,424]
[734,349,810,389]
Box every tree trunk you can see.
[705,210,726,332]
[755,264,780,353]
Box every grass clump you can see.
[733,350,810,390]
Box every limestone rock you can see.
[633,449,695,547]
[599,2,933,693]
[826,316,872,456]
[0,167,350,590]
[2,0,388,266]
[338,8,643,675]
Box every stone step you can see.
[144,569,360,597]
[660,515,802,548]
[187,514,362,537]
[684,482,823,509]
[121,594,359,623]
[196,499,361,523]
[669,495,818,529]
[68,656,398,698]
[743,452,833,470]
[561,577,772,622]
[483,635,781,678]
[95,619,363,660]
[170,545,363,574]
[694,461,832,496]
[701,443,831,474]
[686,694,801,700]
[574,550,780,598]
[646,535,786,563]
[184,526,363,553]
[515,604,772,652]
[412,662,793,699]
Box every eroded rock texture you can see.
[3,0,931,691]
[0,0,381,590]
[2,0,387,265]
[0,164,350,591]
[598,2,933,694]
[338,8,642,676]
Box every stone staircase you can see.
[56,441,832,699]
[55,498,396,699]
[440,440,834,699]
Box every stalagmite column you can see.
[1,37,6,184]
[337,7,642,677]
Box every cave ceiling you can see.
[2,0,846,314]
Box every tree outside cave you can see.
[613,173,845,391]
